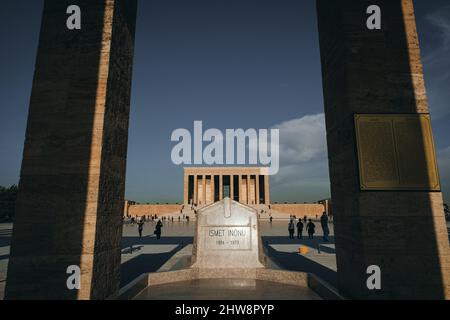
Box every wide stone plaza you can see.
[1,216,342,300]
[3,0,450,300]
[2,216,447,300]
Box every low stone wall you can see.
[125,203,326,218]
[271,204,325,217]
[127,204,182,216]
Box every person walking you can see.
[138,219,144,239]
[154,219,163,240]
[288,220,295,239]
[269,216,273,224]
[306,219,315,239]
[296,219,304,239]
[320,212,329,242]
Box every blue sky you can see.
[0,1,449,203]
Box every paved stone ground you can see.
[120,219,337,288]
[135,278,321,300]
[1,220,449,299]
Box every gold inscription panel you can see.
[355,114,440,191]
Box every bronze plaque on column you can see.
[354,114,440,191]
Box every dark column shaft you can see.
[6,0,137,299]
[317,0,449,299]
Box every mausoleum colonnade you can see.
[184,167,270,206]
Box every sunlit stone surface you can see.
[191,198,265,269]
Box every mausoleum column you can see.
[202,175,206,206]
[183,173,189,205]
[193,175,198,205]
[219,175,223,200]
[230,175,234,201]
[264,175,270,205]
[247,175,251,205]
[236,175,241,202]
[211,175,215,203]
[255,174,260,205]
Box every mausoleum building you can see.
[184,167,270,206]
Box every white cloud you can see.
[270,113,330,201]
[423,6,450,119]
[274,114,328,164]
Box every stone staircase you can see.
[160,202,298,221]
[248,204,294,220]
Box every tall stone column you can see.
[230,175,234,201]
[5,0,137,300]
[255,175,260,205]
[236,175,241,203]
[193,175,198,205]
[246,175,251,205]
[240,176,244,204]
[183,173,189,205]
[241,175,247,204]
[197,176,202,205]
[317,0,449,299]
[264,175,270,205]
[211,175,215,203]
[202,175,207,205]
[219,175,223,201]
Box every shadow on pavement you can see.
[262,236,336,254]
[121,236,193,248]
[120,236,193,287]
[0,228,12,249]
[263,240,338,288]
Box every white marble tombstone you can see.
[191,197,265,269]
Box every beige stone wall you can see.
[127,202,325,219]
[128,204,182,216]
[271,204,325,217]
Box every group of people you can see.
[124,214,160,224]
[288,212,330,241]
[137,219,163,239]
[132,213,192,240]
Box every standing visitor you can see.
[288,220,295,239]
[320,212,329,242]
[306,219,315,239]
[154,220,163,240]
[138,220,144,239]
[296,219,304,239]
